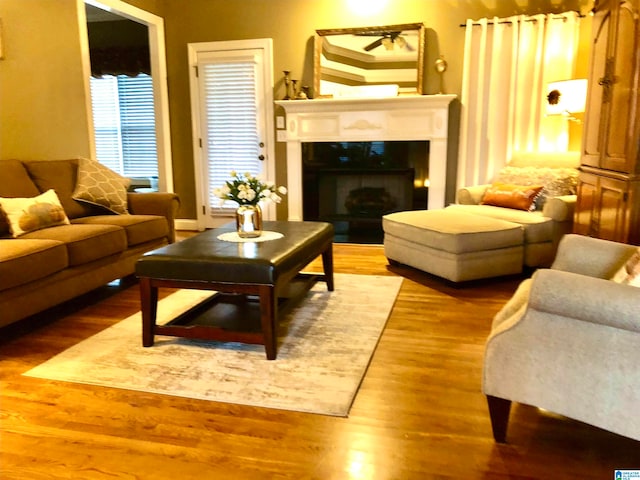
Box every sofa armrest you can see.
[456,184,490,205]
[541,195,576,222]
[551,234,637,278]
[127,192,180,243]
[528,268,640,334]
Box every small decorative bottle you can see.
[283,71,292,100]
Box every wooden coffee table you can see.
[135,221,334,360]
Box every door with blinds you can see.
[188,39,275,230]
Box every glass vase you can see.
[235,204,263,238]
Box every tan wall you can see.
[162,0,593,219]
[0,0,593,219]
[0,0,92,159]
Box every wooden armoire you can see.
[574,0,640,245]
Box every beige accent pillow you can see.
[611,248,640,287]
[481,183,544,211]
[0,189,70,237]
[72,158,131,214]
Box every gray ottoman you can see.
[382,210,524,282]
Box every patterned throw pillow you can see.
[0,189,70,237]
[480,183,544,211]
[72,158,131,214]
[495,166,578,209]
[611,248,640,287]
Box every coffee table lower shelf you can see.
[140,272,327,360]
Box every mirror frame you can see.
[313,23,425,98]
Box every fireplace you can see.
[302,141,428,243]
[275,95,456,241]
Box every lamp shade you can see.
[546,79,588,116]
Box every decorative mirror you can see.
[313,23,425,98]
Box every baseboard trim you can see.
[175,217,232,232]
[175,219,199,231]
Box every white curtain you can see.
[457,12,581,188]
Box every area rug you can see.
[24,273,402,417]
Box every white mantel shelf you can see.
[275,95,456,113]
[275,94,457,221]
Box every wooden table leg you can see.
[322,242,335,291]
[140,277,158,347]
[259,284,277,360]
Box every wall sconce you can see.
[546,79,588,122]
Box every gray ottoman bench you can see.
[382,210,524,282]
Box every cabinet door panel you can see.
[574,174,598,236]
[602,2,639,172]
[597,177,629,241]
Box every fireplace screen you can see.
[302,141,429,243]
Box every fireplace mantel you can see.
[275,94,456,221]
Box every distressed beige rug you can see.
[24,273,402,417]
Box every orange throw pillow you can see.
[481,183,544,211]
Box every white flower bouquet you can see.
[213,171,287,206]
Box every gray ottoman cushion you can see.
[383,210,523,253]
[445,204,553,244]
[382,209,524,282]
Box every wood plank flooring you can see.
[1,240,638,479]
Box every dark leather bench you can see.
[135,221,334,359]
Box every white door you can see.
[188,39,275,230]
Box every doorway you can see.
[188,39,275,230]
[82,0,173,192]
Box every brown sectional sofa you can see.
[0,159,180,328]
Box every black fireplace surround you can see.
[302,141,429,243]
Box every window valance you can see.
[90,46,150,78]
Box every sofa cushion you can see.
[72,215,168,246]
[0,189,71,237]
[0,160,41,237]
[481,183,543,211]
[72,158,131,214]
[446,204,554,244]
[20,223,127,266]
[0,239,68,291]
[0,160,41,197]
[22,159,95,219]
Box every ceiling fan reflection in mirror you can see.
[314,23,425,97]
[356,31,412,51]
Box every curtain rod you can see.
[459,12,585,27]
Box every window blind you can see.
[201,61,260,208]
[90,74,158,178]
[90,76,122,173]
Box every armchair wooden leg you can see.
[486,395,512,443]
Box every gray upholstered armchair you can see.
[483,234,640,442]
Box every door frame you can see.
[79,0,174,193]
[187,38,275,231]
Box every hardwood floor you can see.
[1,240,638,479]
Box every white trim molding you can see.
[275,95,456,221]
[81,0,174,193]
